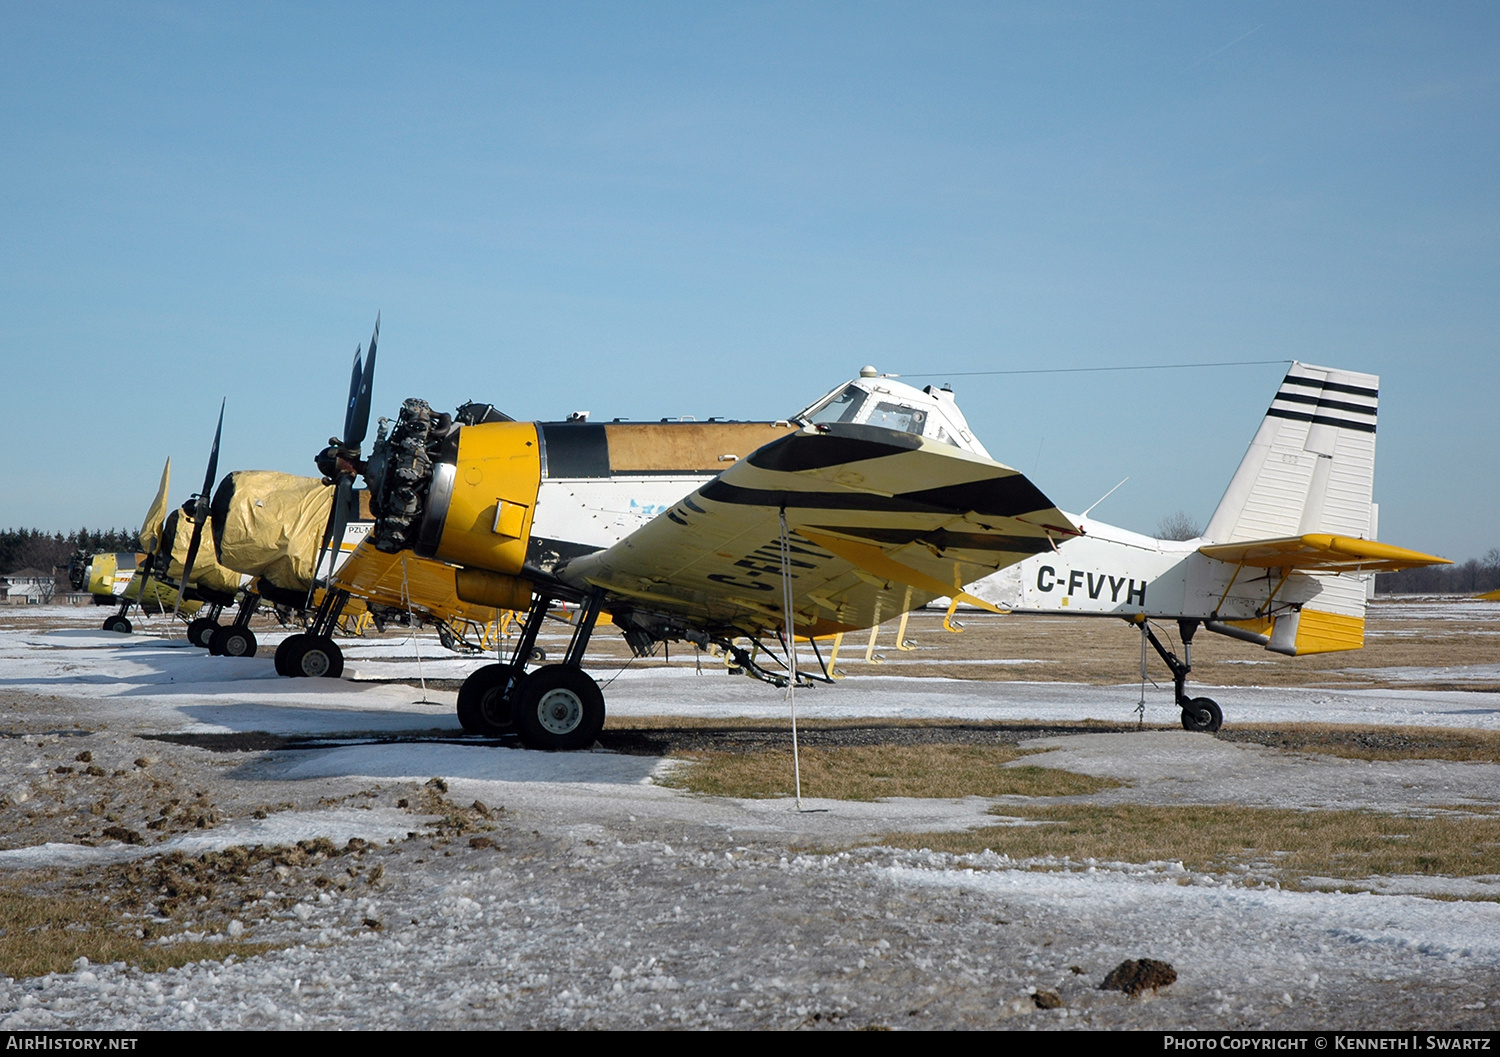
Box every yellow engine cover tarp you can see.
[215,471,335,591]
[163,512,243,595]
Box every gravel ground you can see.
[3,601,1500,1031]
[2,687,1499,1031]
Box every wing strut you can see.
[778,508,805,811]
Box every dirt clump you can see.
[1101,958,1177,996]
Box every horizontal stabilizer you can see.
[1198,534,1449,574]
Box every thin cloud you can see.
[1188,23,1264,70]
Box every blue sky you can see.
[2,2,1496,559]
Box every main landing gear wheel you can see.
[187,618,218,648]
[1180,697,1223,734]
[456,663,518,735]
[287,635,343,678]
[103,615,132,633]
[273,634,304,676]
[514,665,605,751]
[210,626,257,658]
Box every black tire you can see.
[289,635,343,679]
[456,663,518,735]
[211,626,258,658]
[1180,697,1223,733]
[187,618,218,648]
[529,646,547,663]
[513,665,605,751]
[104,615,132,634]
[274,634,303,676]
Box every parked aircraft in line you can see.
[312,331,1445,747]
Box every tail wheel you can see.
[187,618,218,648]
[1180,697,1223,733]
[211,626,258,658]
[103,615,132,634]
[274,634,303,676]
[456,663,518,735]
[289,636,343,679]
[514,665,605,751]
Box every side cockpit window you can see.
[866,401,927,436]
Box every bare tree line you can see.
[0,528,143,576]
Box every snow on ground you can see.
[890,859,1500,980]
[2,610,1499,1028]
[1343,664,1500,683]
[8,620,1500,734]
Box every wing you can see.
[332,538,501,625]
[1198,534,1449,574]
[562,422,1078,638]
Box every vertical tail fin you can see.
[1205,363,1378,544]
[1206,363,1379,655]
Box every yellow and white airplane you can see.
[335,357,1450,748]
[71,550,145,605]
[200,320,515,676]
[101,407,259,642]
[209,467,510,676]
[100,458,209,632]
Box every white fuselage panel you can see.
[531,476,714,552]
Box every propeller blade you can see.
[346,313,380,449]
[308,476,353,605]
[143,510,180,619]
[174,511,207,619]
[200,399,225,499]
[342,345,363,446]
[174,400,225,620]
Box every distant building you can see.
[3,568,59,605]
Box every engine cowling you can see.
[368,399,541,585]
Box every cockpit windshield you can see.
[806,385,867,425]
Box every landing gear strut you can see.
[457,589,606,750]
[188,613,221,648]
[208,593,260,658]
[1137,618,1223,734]
[276,589,347,678]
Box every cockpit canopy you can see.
[794,369,990,458]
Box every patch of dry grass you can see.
[886,804,1500,886]
[0,886,272,978]
[1222,724,1500,763]
[657,744,1120,800]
